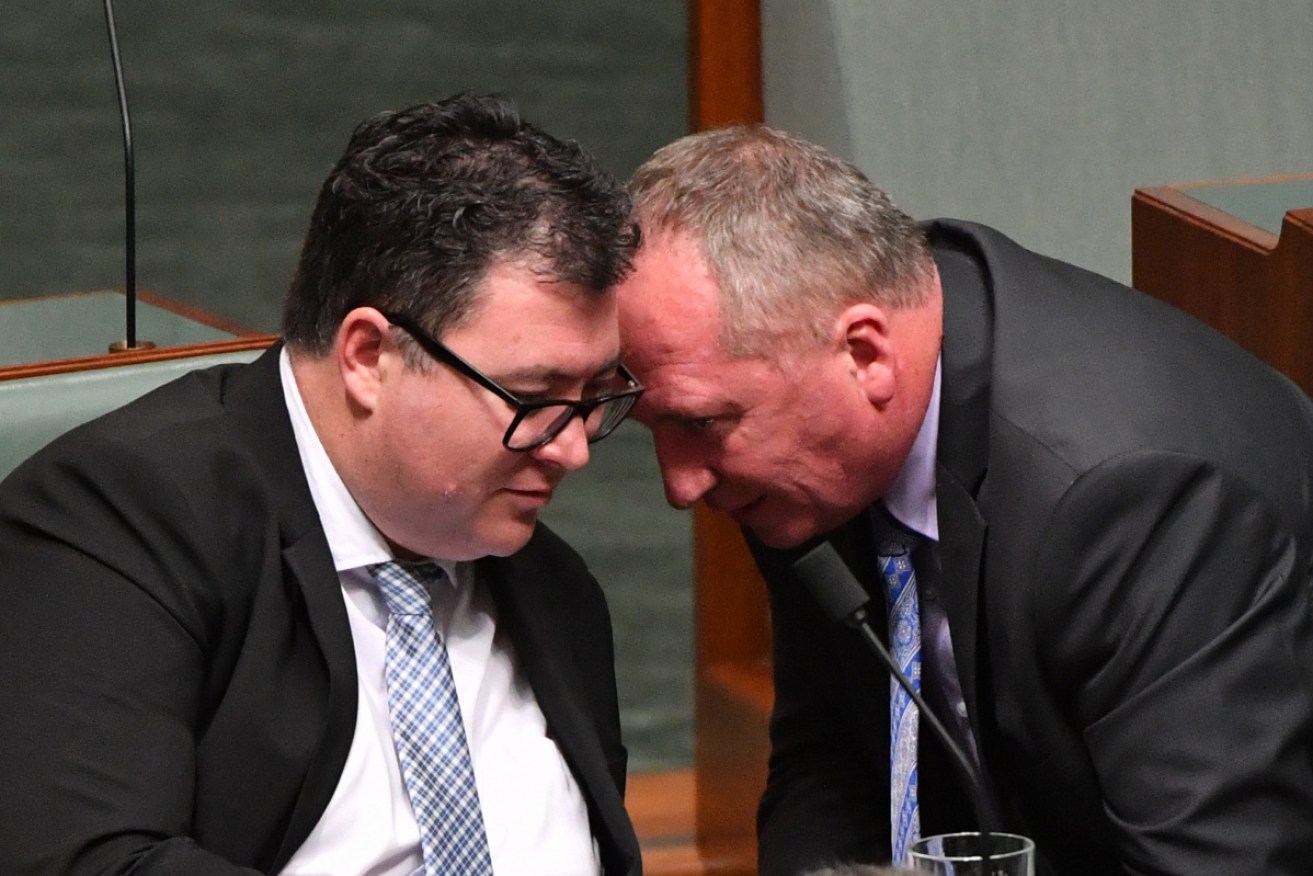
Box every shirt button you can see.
[955,700,969,718]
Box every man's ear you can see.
[336,307,394,414]
[836,302,896,406]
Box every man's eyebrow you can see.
[653,401,729,422]
[491,357,624,386]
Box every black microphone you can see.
[792,540,1002,862]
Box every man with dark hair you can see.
[616,124,1313,876]
[0,94,644,875]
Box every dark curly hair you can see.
[282,93,639,353]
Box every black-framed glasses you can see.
[381,311,645,452]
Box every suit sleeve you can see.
[1033,451,1313,876]
[755,546,889,875]
[0,438,262,876]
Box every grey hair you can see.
[629,125,934,358]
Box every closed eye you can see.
[649,406,740,434]
[678,412,738,434]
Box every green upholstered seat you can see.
[0,350,262,480]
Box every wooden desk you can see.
[1132,173,1313,393]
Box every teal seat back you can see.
[0,350,263,480]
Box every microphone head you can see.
[791,541,871,625]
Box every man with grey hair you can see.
[615,124,1313,875]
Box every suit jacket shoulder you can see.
[0,346,355,873]
[925,219,1313,875]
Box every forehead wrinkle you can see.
[638,359,737,416]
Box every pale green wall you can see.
[762,0,1313,282]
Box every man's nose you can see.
[654,437,716,510]
[533,415,592,472]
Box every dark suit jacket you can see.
[0,345,640,875]
[754,221,1313,876]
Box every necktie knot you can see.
[875,521,917,560]
[368,560,444,617]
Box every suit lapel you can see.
[268,534,359,869]
[928,224,996,759]
[934,476,987,736]
[481,554,639,875]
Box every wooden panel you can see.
[631,767,757,876]
[642,841,759,876]
[694,505,772,670]
[630,768,696,847]
[689,0,762,130]
[695,662,771,861]
[693,503,771,863]
[1132,175,1313,394]
[627,8,768,872]
[685,2,770,871]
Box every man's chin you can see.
[744,503,863,549]
[481,520,538,557]
[446,513,539,560]
[745,518,818,550]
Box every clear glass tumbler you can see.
[908,831,1035,875]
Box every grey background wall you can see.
[762,0,1313,283]
[1,1,693,771]
[1,1,688,327]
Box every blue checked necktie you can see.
[878,538,922,866]
[368,560,494,876]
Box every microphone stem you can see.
[103,0,136,349]
[785,539,1010,868]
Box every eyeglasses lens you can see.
[505,397,635,451]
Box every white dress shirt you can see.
[276,349,599,876]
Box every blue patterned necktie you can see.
[368,560,494,876]
[878,538,922,866]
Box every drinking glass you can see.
[908,831,1035,875]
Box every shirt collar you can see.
[880,356,941,542]
[279,347,398,572]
